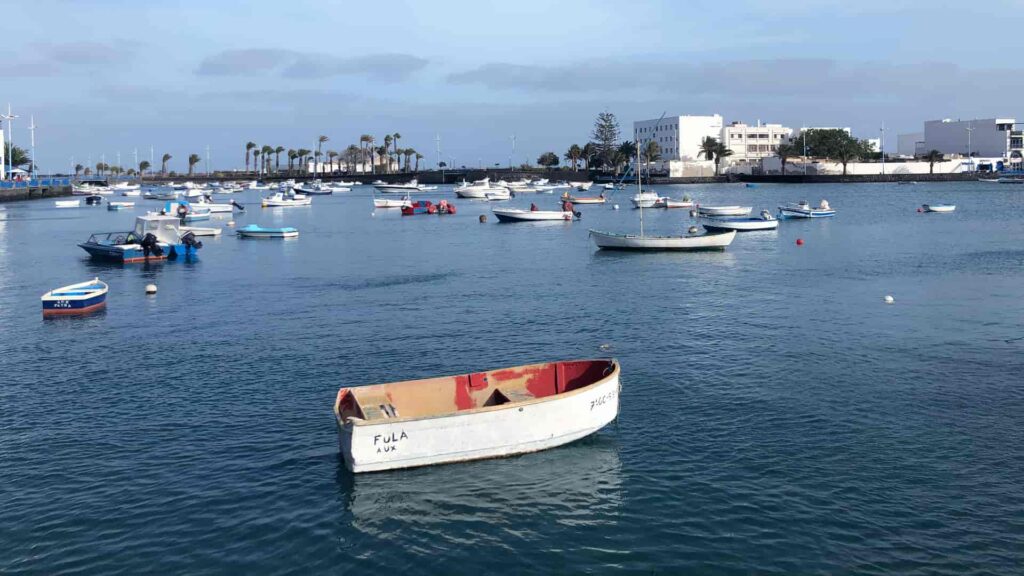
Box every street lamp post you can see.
[966,123,975,172]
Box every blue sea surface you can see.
[2,181,1023,574]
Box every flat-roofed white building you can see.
[634,114,723,162]
[720,121,793,162]
[923,118,1022,163]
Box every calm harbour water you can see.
[2,181,1023,574]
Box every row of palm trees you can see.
[73,152,186,179]
[243,133,425,176]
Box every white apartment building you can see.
[923,118,1023,163]
[720,121,793,162]
[634,114,723,161]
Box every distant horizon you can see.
[4,0,1023,173]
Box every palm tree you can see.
[161,153,172,175]
[565,144,581,171]
[297,149,312,172]
[245,141,256,173]
[252,149,261,175]
[376,145,389,173]
[699,136,718,163]
[83,167,92,176]
[835,141,861,176]
[74,164,83,177]
[392,133,401,169]
[274,146,285,173]
[713,142,733,176]
[327,150,339,174]
[287,149,297,172]
[95,162,104,176]
[775,143,797,175]
[359,134,371,173]
[365,136,376,174]
[138,161,151,182]
[383,135,393,173]
[316,135,329,176]
[923,149,943,174]
[187,153,201,176]
[261,145,273,175]
[404,148,415,172]
[581,143,596,171]
[414,152,423,172]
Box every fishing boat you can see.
[333,358,621,473]
[236,224,299,238]
[143,189,178,201]
[72,181,113,195]
[922,204,956,213]
[492,208,574,222]
[54,200,80,208]
[333,180,358,187]
[569,181,594,191]
[697,205,751,217]
[190,195,240,213]
[41,278,108,317]
[485,189,512,201]
[161,201,212,222]
[630,191,661,209]
[563,192,607,205]
[374,196,412,209]
[652,197,693,209]
[590,139,737,252]
[78,214,202,263]
[778,200,835,218]
[702,210,779,232]
[107,201,134,211]
[262,191,312,207]
[375,179,431,194]
[112,182,140,192]
[294,180,333,195]
[85,195,103,206]
[247,181,272,190]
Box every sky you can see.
[3,0,1023,173]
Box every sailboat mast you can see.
[637,137,643,237]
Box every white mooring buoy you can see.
[884,295,894,304]
[613,204,619,210]
[145,284,158,295]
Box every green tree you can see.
[591,111,620,170]
[74,163,83,177]
[274,146,285,172]
[138,160,151,181]
[297,148,312,171]
[565,144,581,171]
[316,135,329,175]
[643,140,661,163]
[392,133,401,169]
[383,135,393,173]
[287,149,297,172]
[6,145,30,169]
[252,148,261,175]
[161,153,172,175]
[260,145,273,174]
[537,151,560,169]
[245,141,256,173]
[713,142,733,176]
[923,149,943,174]
[699,136,718,162]
[187,153,201,176]
[775,142,798,175]
[365,136,376,174]
[581,143,596,171]
[414,152,423,172]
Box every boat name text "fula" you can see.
[374,430,409,454]
[590,391,616,411]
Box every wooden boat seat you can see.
[500,389,534,403]
[357,395,398,420]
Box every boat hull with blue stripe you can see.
[78,214,201,263]
[41,278,108,316]
[778,203,835,219]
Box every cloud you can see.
[0,41,139,77]
[196,49,428,81]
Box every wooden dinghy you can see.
[334,359,620,473]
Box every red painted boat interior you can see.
[335,359,615,422]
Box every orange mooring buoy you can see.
[796,238,804,246]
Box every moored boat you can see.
[492,208,573,222]
[401,199,456,216]
[922,203,956,213]
[778,200,835,218]
[374,196,412,209]
[41,277,108,317]
[702,210,779,232]
[333,358,621,473]
[564,193,607,205]
[375,179,431,194]
[697,205,751,217]
[55,200,80,208]
[107,201,135,210]
[236,224,299,238]
[180,226,222,236]
[589,229,736,251]
[652,197,694,209]
[630,191,661,209]
[78,214,202,263]
[485,189,512,201]
[262,192,312,207]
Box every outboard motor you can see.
[140,233,164,258]
[231,199,245,211]
[180,231,203,252]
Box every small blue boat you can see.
[744,183,758,188]
[41,278,108,316]
[236,224,299,238]
[78,214,202,263]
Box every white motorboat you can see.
[485,189,512,201]
[112,182,140,192]
[180,226,222,236]
[563,193,606,205]
[332,180,358,187]
[262,192,312,207]
[333,358,621,473]
[697,205,752,217]
[492,208,574,222]
[630,191,661,209]
[652,197,694,209]
[570,181,594,191]
[107,201,135,211]
[55,200,81,208]
[922,203,956,213]
[374,196,412,209]
[120,189,141,197]
[702,210,779,232]
[246,181,271,190]
[455,178,496,199]
[375,179,430,194]
[778,200,835,218]
[72,183,113,195]
[190,195,239,213]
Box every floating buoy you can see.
[884,295,894,304]
[479,214,487,223]
[226,220,235,227]
[688,226,698,234]
[689,210,697,217]
[916,207,923,213]
[796,238,804,246]
[145,283,158,295]
[598,343,612,351]
[613,204,619,210]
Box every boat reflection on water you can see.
[336,434,622,538]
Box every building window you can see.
[747,145,758,152]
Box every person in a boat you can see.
[819,199,830,210]
[561,199,574,213]
[530,202,538,211]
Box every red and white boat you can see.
[334,359,621,473]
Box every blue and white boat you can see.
[923,203,956,213]
[41,278,108,316]
[702,210,779,232]
[236,224,299,238]
[778,200,835,218]
[107,201,134,211]
[162,200,212,222]
[78,214,203,263]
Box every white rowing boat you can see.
[492,208,573,222]
[589,229,736,251]
[334,359,621,473]
[697,205,751,216]
[922,204,956,213]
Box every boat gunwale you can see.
[334,358,619,428]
